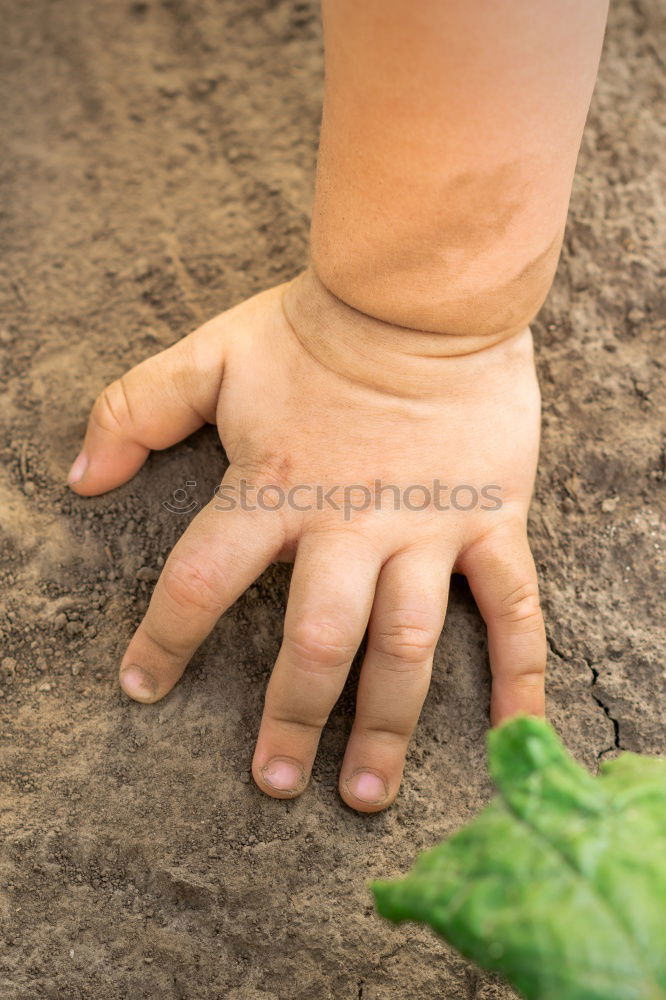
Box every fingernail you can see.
[260,757,305,793]
[67,451,88,485]
[345,769,388,805]
[120,665,157,702]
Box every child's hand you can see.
[68,269,546,812]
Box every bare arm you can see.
[311,0,608,344]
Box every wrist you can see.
[281,267,536,399]
[309,226,563,345]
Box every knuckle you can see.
[161,556,227,614]
[357,714,413,741]
[92,378,132,435]
[462,517,523,561]
[508,668,546,684]
[265,710,324,731]
[285,620,357,672]
[498,582,543,633]
[222,461,293,529]
[373,611,439,668]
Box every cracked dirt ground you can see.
[0,0,664,998]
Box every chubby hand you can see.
[68,269,546,812]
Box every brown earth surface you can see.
[1,1,664,997]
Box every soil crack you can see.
[587,659,625,759]
[546,635,624,759]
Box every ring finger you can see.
[339,543,455,812]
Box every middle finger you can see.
[252,527,382,798]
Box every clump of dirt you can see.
[0,1,664,998]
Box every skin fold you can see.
[68,0,609,812]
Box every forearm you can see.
[311,0,608,342]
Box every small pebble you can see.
[136,566,160,583]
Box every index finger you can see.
[119,482,286,703]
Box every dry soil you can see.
[1,1,665,998]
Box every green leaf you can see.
[372,717,666,1000]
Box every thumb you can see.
[67,319,227,496]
